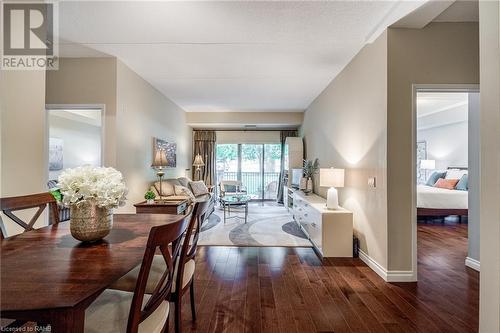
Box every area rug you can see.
[198,202,311,247]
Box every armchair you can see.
[219,180,247,201]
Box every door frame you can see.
[411,84,479,279]
[45,104,106,182]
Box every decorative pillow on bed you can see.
[434,178,459,190]
[455,174,468,191]
[425,171,446,186]
[445,169,468,180]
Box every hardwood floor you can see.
[174,221,478,333]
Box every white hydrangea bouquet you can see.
[58,166,127,208]
[58,166,127,242]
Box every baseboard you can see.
[465,257,480,272]
[358,249,416,282]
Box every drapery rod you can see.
[193,128,298,132]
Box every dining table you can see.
[0,213,182,332]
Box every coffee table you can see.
[221,195,250,224]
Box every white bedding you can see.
[417,185,468,209]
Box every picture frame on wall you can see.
[153,137,177,168]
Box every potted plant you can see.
[303,158,320,193]
[144,190,156,204]
[58,166,127,242]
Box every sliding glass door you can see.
[216,143,281,201]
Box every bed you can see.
[417,167,468,219]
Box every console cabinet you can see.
[293,191,353,257]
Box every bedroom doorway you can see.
[413,86,480,281]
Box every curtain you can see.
[192,130,216,185]
[277,130,298,203]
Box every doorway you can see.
[412,85,480,280]
[46,106,104,183]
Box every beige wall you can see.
[46,58,191,213]
[115,60,191,212]
[478,1,500,331]
[46,58,117,167]
[1,70,47,235]
[387,22,479,271]
[302,32,388,268]
[187,111,303,128]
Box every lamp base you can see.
[326,187,339,210]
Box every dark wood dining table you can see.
[1,213,181,332]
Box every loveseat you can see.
[150,177,215,221]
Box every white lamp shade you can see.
[193,154,205,167]
[152,149,168,168]
[320,168,345,188]
[420,159,435,170]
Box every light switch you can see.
[368,177,376,188]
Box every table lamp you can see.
[320,168,345,210]
[152,148,168,202]
[192,154,205,180]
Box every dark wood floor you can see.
[174,221,479,333]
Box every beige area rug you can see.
[198,202,312,247]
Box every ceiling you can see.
[58,1,427,113]
[417,92,468,116]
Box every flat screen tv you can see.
[291,168,303,189]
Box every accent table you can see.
[134,199,188,215]
[221,195,250,224]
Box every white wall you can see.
[48,113,102,180]
[301,31,388,269]
[417,121,468,170]
[115,60,192,212]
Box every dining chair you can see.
[84,210,192,333]
[0,192,60,239]
[110,200,209,333]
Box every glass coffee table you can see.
[221,195,250,224]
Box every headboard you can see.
[448,166,468,170]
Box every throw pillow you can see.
[224,184,238,193]
[154,181,175,197]
[425,171,446,186]
[434,178,459,190]
[178,177,192,188]
[445,169,468,180]
[189,180,209,197]
[174,185,195,201]
[455,174,468,191]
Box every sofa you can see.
[150,177,215,221]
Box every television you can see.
[291,168,303,189]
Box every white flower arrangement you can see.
[58,166,128,209]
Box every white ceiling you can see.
[58,1,427,113]
[417,92,468,116]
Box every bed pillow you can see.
[455,174,468,191]
[434,178,459,190]
[446,169,468,180]
[425,171,446,186]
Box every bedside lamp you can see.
[152,148,168,202]
[320,168,345,210]
[192,154,205,180]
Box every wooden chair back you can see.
[0,193,60,239]
[126,211,192,333]
[175,200,208,292]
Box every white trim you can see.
[465,257,480,272]
[359,249,417,282]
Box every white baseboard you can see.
[358,249,417,282]
[465,257,480,271]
